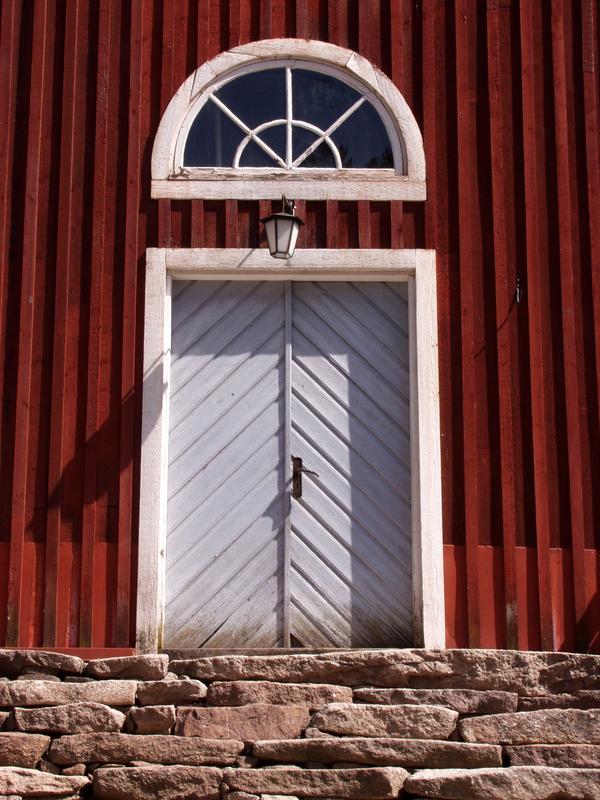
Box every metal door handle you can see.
[291,456,319,499]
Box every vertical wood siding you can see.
[0,0,599,650]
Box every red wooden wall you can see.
[0,0,599,652]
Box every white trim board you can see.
[136,247,445,651]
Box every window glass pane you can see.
[292,68,361,130]
[292,127,319,162]
[258,125,287,162]
[293,127,336,168]
[184,101,244,166]
[300,142,336,168]
[238,140,279,167]
[331,101,394,168]
[215,68,285,130]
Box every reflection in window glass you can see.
[331,102,394,168]
[302,142,336,168]
[215,69,285,130]
[184,102,244,166]
[258,125,287,161]
[239,140,277,167]
[292,69,361,130]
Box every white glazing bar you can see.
[283,280,292,646]
[210,95,287,168]
[286,68,293,168]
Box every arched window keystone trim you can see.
[152,40,426,201]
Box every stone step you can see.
[223,767,409,799]
[253,737,502,768]
[404,766,600,799]
[309,703,458,739]
[48,732,243,766]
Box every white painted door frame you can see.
[136,247,445,652]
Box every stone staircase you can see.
[0,648,600,798]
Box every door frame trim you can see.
[137,247,445,651]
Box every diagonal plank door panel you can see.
[290,281,412,647]
[165,281,286,648]
[164,279,411,648]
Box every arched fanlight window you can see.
[152,40,426,200]
[184,66,396,171]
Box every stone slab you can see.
[0,679,136,707]
[175,704,310,740]
[253,737,502,768]
[15,702,125,734]
[136,676,207,705]
[0,711,9,729]
[310,703,458,739]
[519,691,600,711]
[48,732,243,765]
[353,688,518,714]
[0,651,84,678]
[127,704,175,734]
[85,654,168,680]
[207,681,352,709]
[0,733,50,768]
[169,649,600,692]
[93,765,222,800]
[459,708,600,744]
[224,767,408,798]
[0,767,89,797]
[506,744,600,767]
[405,766,600,799]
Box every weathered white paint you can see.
[152,174,426,201]
[137,248,445,651]
[410,251,445,647]
[136,249,171,652]
[151,39,426,201]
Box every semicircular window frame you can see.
[152,40,426,201]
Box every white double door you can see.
[164,279,412,648]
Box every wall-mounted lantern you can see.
[261,196,304,259]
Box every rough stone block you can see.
[127,704,175,734]
[519,692,600,711]
[223,766,408,798]
[15,702,125,734]
[0,766,89,796]
[62,763,87,775]
[459,708,600,744]
[405,766,600,799]
[353,688,518,714]
[0,651,84,678]
[506,744,600,767]
[136,676,207,705]
[0,733,50,768]
[310,703,458,739]
[304,728,336,739]
[253,737,502,768]
[175,703,310,740]
[0,712,9,729]
[93,765,222,800]
[85,654,168,681]
[48,732,243,766]
[169,649,600,692]
[0,679,137,707]
[207,681,352,710]
[16,672,61,682]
